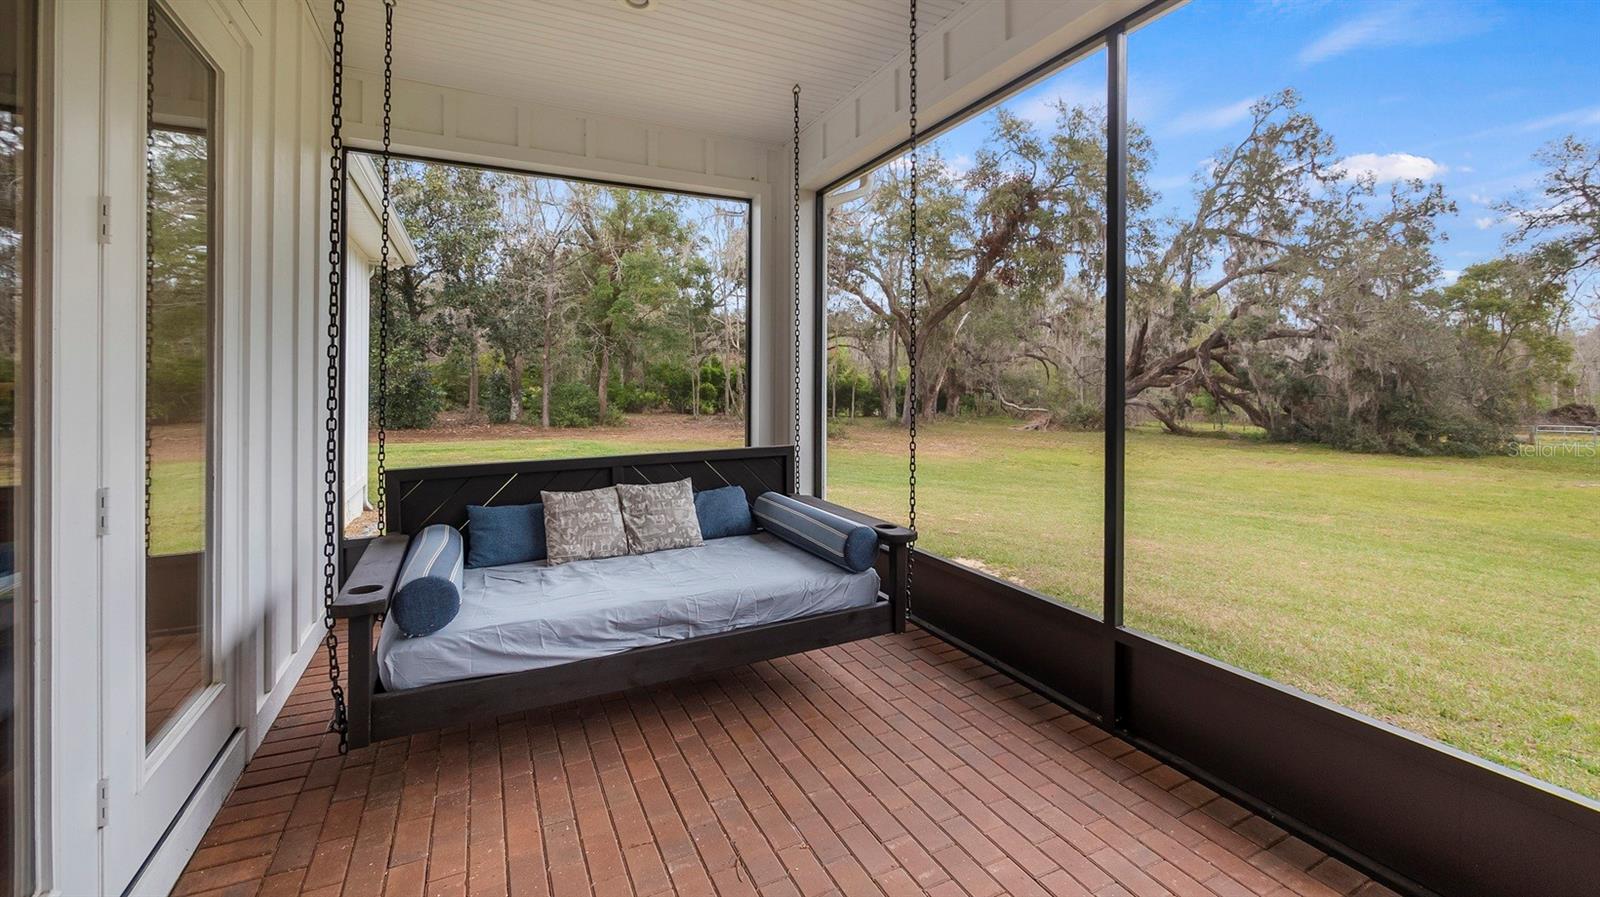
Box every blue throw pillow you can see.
[392,524,464,638]
[465,503,546,568]
[694,485,755,540]
[752,492,878,573]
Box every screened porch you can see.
[7,1,1597,896]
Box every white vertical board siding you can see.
[196,0,324,752]
[343,255,371,524]
[798,0,1149,188]
[240,0,332,748]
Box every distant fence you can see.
[1529,423,1600,445]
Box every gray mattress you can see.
[377,532,882,691]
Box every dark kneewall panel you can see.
[911,552,1600,897]
[911,554,1105,725]
[1120,632,1600,897]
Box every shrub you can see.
[1051,400,1105,431]
[378,363,445,429]
[147,355,207,424]
[549,381,620,428]
[430,350,480,409]
[481,372,511,423]
[610,381,663,414]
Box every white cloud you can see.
[943,154,975,177]
[1473,216,1496,230]
[1438,269,1462,286]
[1332,152,1447,183]
[1148,173,1192,192]
[1441,105,1600,148]
[1516,105,1600,133]
[1011,78,1104,126]
[1168,97,1256,135]
[1299,7,1398,65]
[1297,1,1492,66]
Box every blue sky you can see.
[920,0,1600,285]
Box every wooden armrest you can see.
[333,533,410,619]
[791,495,917,545]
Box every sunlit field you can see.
[151,414,1598,798]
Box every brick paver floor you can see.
[173,628,1402,897]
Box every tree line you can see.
[373,160,749,430]
[827,90,1600,454]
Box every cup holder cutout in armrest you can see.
[874,523,902,531]
[347,584,385,595]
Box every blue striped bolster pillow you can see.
[752,492,879,573]
[391,524,464,638]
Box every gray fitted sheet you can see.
[377,532,881,691]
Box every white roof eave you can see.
[347,153,420,267]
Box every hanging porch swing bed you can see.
[332,449,913,749]
[320,0,926,751]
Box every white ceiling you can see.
[313,0,971,146]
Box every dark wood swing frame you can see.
[331,445,913,749]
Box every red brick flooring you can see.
[173,629,1399,897]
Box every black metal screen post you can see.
[812,178,828,497]
[1102,25,1129,724]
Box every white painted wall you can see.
[341,155,419,526]
[345,254,373,523]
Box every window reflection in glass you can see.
[145,8,216,746]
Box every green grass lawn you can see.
[150,416,1599,798]
[149,459,208,557]
[826,417,1599,800]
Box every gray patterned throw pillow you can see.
[616,478,704,555]
[541,486,629,565]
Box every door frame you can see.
[97,0,250,892]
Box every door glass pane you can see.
[145,9,215,745]
[0,0,33,889]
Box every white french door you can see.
[98,1,246,889]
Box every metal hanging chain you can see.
[145,5,157,558]
[323,0,350,754]
[905,0,920,610]
[792,83,803,494]
[375,0,394,536]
